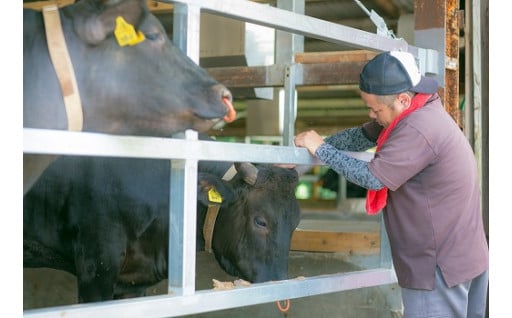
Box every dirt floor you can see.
[24,250,402,317]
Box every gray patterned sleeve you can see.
[315,143,384,190]
[324,127,377,151]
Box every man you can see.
[294,51,489,317]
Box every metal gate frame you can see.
[23,1,443,316]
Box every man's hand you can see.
[294,130,325,156]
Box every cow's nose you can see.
[213,84,236,123]
[212,83,233,103]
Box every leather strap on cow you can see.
[42,5,83,131]
[222,164,237,181]
[202,166,234,253]
[203,204,220,253]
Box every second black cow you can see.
[24,156,301,303]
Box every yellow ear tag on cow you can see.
[114,16,145,46]
[208,187,222,204]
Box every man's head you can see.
[359,51,438,95]
[359,51,438,127]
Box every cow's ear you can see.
[234,162,259,185]
[197,173,235,206]
[72,0,146,45]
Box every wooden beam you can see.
[206,61,366,88]
[415,0,460,126]
[300,62,366,86]
[444,0,461,126]
[23,0,75,10]
[206,50,377,90]
[206,65,285,88]
[23,0,173,11]
[146,1,174,13]
[295,50,377,64]
[291,230,380,254]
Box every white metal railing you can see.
[23,129,393,318]
[24,267,397,318]
[169,0,441,77]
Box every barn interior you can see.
[23,0,489,317]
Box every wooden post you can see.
[414,0,460,126]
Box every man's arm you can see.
[324,126,377,151]
[316,143,384,190]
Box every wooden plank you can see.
[23,0,173,11]
[295,50,377,64]
[146,1,174,13]
[290,230,380,254]
[206,65,285,88]
[297,219,379,233]
[444,0,461,126]
[206,61,365,88]
[23,0,75,10]
[300,61,366,86]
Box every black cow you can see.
[24,156,301,303]
[23,0,236,194]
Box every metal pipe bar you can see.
[23,128,374,163]
[282,64,298,146]
[164,0,410,54]
[379,213,393,268]
[172,3,201,62]
[147,3,203,300]
[24,268,397,318]
[164,0,441,76]
[168,131,199,296]
[276,0,303,146]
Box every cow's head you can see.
[24,0,235,135]
[23,0,236,194]
[197,163,301,283]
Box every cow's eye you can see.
[144,32,163,41]
[254,216,267,228]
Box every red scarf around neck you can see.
[365,93,432,215]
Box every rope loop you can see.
[276,299,290,313]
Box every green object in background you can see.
[318,187,337,200]
[295,181,312,199]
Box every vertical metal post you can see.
[168,130,199,296]
[275,0,304,63]
[336,175,347,211]
[173,2,201,63]
[464,1,475,146]
[277,0,304,146]
[282,64,297,146]
[469,0,488,238]
[379,213,393,268]
[169,2,202,297]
